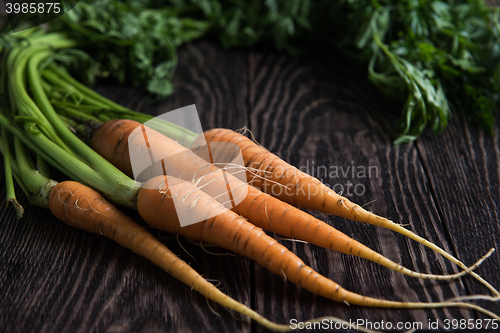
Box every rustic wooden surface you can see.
[1,37,500,333]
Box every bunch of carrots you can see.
[2,27,500,331]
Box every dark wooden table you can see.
[1,38,500,333]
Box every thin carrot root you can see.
[47,180,296,331]
[90,119,485,284]
[45,182,412,332]
[445,294,500,303]
[176,234,197,261]
[275,237,309,243]
[137,175,500,320]
[200,128,500,296]
[329,196,500,296]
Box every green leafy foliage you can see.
[48,0,211,98]
[203,0,500,143]
[333,0,500,143]
[2,0,498,143]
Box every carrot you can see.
[0,126,377,333]
[137,175,500,318]
[47,180,295,331]
[7,34,495,330]
[199,127,500,296]
[90,119,492,284]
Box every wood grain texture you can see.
[246,49,493,332]
[1,39,253,333]
[1,36,500,333]
[416,116,500,316]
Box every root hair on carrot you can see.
[361,199,377,209]
[206,297,222,317]
[275,237,309,244]
[280,268,287,282]
[200,242,236,257]
[176,234,196,261]
[234,126,263,148]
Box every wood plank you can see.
[416,115,500,316]
[247,48,495,331]
[2,36,499,333]
[0,39,252,333]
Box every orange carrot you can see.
[200,127,499,296]
[136,175,500,318]
[90,119,490,284]
[47,180,298,331]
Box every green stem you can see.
[3,31,140,206]
[58,113,78,128]
[42,69,110,109]
[1,127,24,218]
[0,113,139,208]
[0,123,56,210]
[44,65,199,146]
[9,44,74,152]
[0,114,80,183]
[13,136,57,209]
[46,65,129,111]
[36,155,51,179]
[24,46,141,206]
[52,102,103,124]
